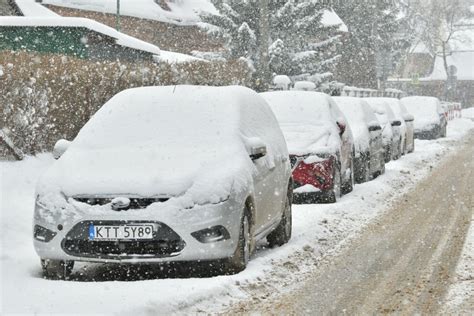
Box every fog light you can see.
[191,226,230,243]
[34,225,57,242]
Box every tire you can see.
[225,211,251,274]
[267,190,292,247]
[41,259,74,280]
[324,165,342,203]
[342,157,354,195]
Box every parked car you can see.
[401,96,447,139]
[383,98,415,154]
[365,98,402,162]
[33,86,293,279]
[333,97,385,183]
[261,91,354,204]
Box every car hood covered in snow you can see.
[37,86,285,205]
[261,91,341,156]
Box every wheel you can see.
[267,190,292,247]
[41,259,74,280]
[324,165,342,203]
[225,211,251,274]
[342,157,354,194]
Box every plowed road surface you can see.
[234,135,473,315]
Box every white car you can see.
[402,96,447,139]
[33,86,293,279]
[365,98,402,162]
[383,98,415,154]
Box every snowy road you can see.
[1,119,473,314]
[229,133,474,315]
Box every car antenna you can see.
[173,85,177,93]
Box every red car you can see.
[261,91,354,203]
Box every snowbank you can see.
[462,107,474,120]
[43,0,218,25]
[1,117,473,314]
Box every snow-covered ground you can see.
[1,118,473,314]
[443,210,474,314]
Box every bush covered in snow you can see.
[0,51,252,155]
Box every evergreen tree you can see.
[333,1,410,89]
[202,0,344,89]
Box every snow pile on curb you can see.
[1,118,473,314]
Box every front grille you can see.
[62,221,185,259]
[73,197,169,209]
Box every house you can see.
[388,15,474,108]
[0,17,162,62]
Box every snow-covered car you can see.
[261,91,354,204]
[33,86,293,279]
[365,98,402,162]
[383,98,415,154]
[401,96,447,139]
[333,97,385,183]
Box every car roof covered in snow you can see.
[364,98,397,123]
[260,91,343,156]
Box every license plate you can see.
[89,224,154,241]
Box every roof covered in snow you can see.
[0,16,162,56]
[0,16,203,63]
[321,9,348,33]
[43,0,218,25]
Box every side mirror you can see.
[391,120,402,127]
[250,145,267,161]
[368,124,382,132]
[245,137,267,161]
[403,114,414,122]
[53,139,71,159]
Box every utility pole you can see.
[256,0,270,92]
[116,0,121,31]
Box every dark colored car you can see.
[333,97,385,183]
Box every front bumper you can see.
[33,197,244,263]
